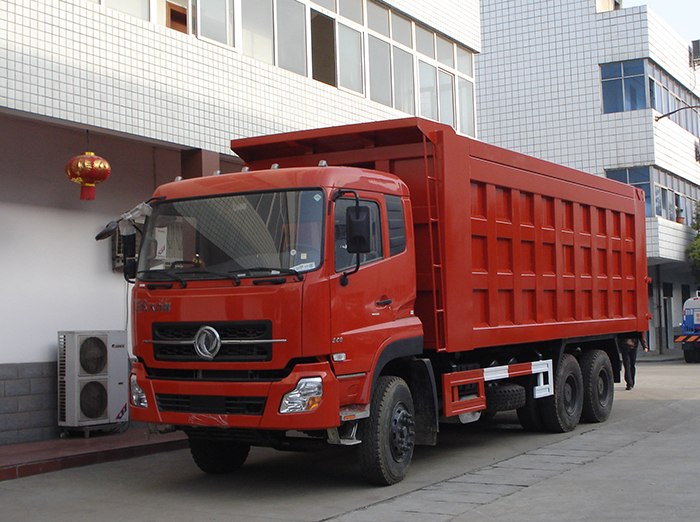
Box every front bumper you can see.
[130,361,340,431]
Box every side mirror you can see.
[346,205,371,254]
[95,220,119,241]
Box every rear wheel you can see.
[540,354,583,433]
[188,437,250,474]
[358,376,416,486]
[580,349,614,423]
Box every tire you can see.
[684,349,695,363]
[540,354,583,433]
[188,437,250,474]
[517,375,546,432]
[580,349,614,423]
[358,376,416,486]
[485,383,526,412]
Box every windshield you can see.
[137,189,325,281]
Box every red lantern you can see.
[65,152,111,200]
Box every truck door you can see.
[330,194,408,376]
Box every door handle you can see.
[376,298,393,307]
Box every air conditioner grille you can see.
[79,336,108,375]
[80,380,108,420]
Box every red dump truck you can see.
[111,118,649,485]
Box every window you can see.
[649,61,700,138]
[419,61,438,120]
[338,24,363,93]
[601,60,646,113]
[367,1,389,37]
[105,0,149,20]
[311,10,336,86]
[338,0,362,24]
[385,195,406,256]
[369,36,392,106]
[334,198,383,272]
[607,167,652,217]
[439,71,455,127]
[166,2,188,33]
[393,47,415,114]
[416,25,435,58]
[391,13,412,48]
[458,78,475,136]
[199,0,233,45]
[277,0,307,75]
[242,0,274,65]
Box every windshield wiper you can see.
[139,270,188,288]
[239,267,304,282]
[176,267,243,286]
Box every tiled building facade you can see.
[477,0,700,353]
[0,0,479,444]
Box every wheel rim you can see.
[563,375,579,415]
[390,401,415,463]
[597,369,610,406]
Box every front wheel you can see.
[540,354,583,433]
[188,437,250,474]
[358,376,416,486]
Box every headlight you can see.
[279,377,323,414]
[130,374,148,408]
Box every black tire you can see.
[485,383,526,412]
[540,354,583,433]
[684,349,694,363]
[580,349,614,423]
[516,375,546,432]
[188,437,250,474]
[358,376,416,486]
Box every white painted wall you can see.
[0,203,128,363]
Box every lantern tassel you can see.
[80,184,96,200]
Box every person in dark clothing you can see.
[619,336,648,390]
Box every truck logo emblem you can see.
[194,326,221,361]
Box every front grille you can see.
[152,321,273,362]
[156,394,267,415]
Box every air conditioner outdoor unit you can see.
[58,331,129,432]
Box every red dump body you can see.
[231,117,649,354]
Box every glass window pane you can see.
[458,78,475,136]
[277,0,307,76]
[338,0,362,23]
[311,10,336,86]
[369,36,392,107]
[623,60,645,76]
[439,70,454,126]
[199,0,229,44]
[105,0,149,20]
[242,0,274,65]
[338,24,363,93]
[655,186,662,217]
[457,46,473,76]
[601,63,622,80]
[641,183,652,217]
[419,61,438,120]
[607,169,627,183]
[367,1,389,36]
[312,0,335,12]
[391,13,412,47]
[437,36,454,68]
[602,79,623,113]
[416,26,434,58]
[624,75,646,111]
[393,47,415,114]
[629,167,650,184]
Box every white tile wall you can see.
[388,0,480,52]
[1,0,442,156]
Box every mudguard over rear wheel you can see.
[540,354,583,433]
[358,376,416,486]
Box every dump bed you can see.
[231,118,649,353]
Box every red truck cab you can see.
[129,165,422,435]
